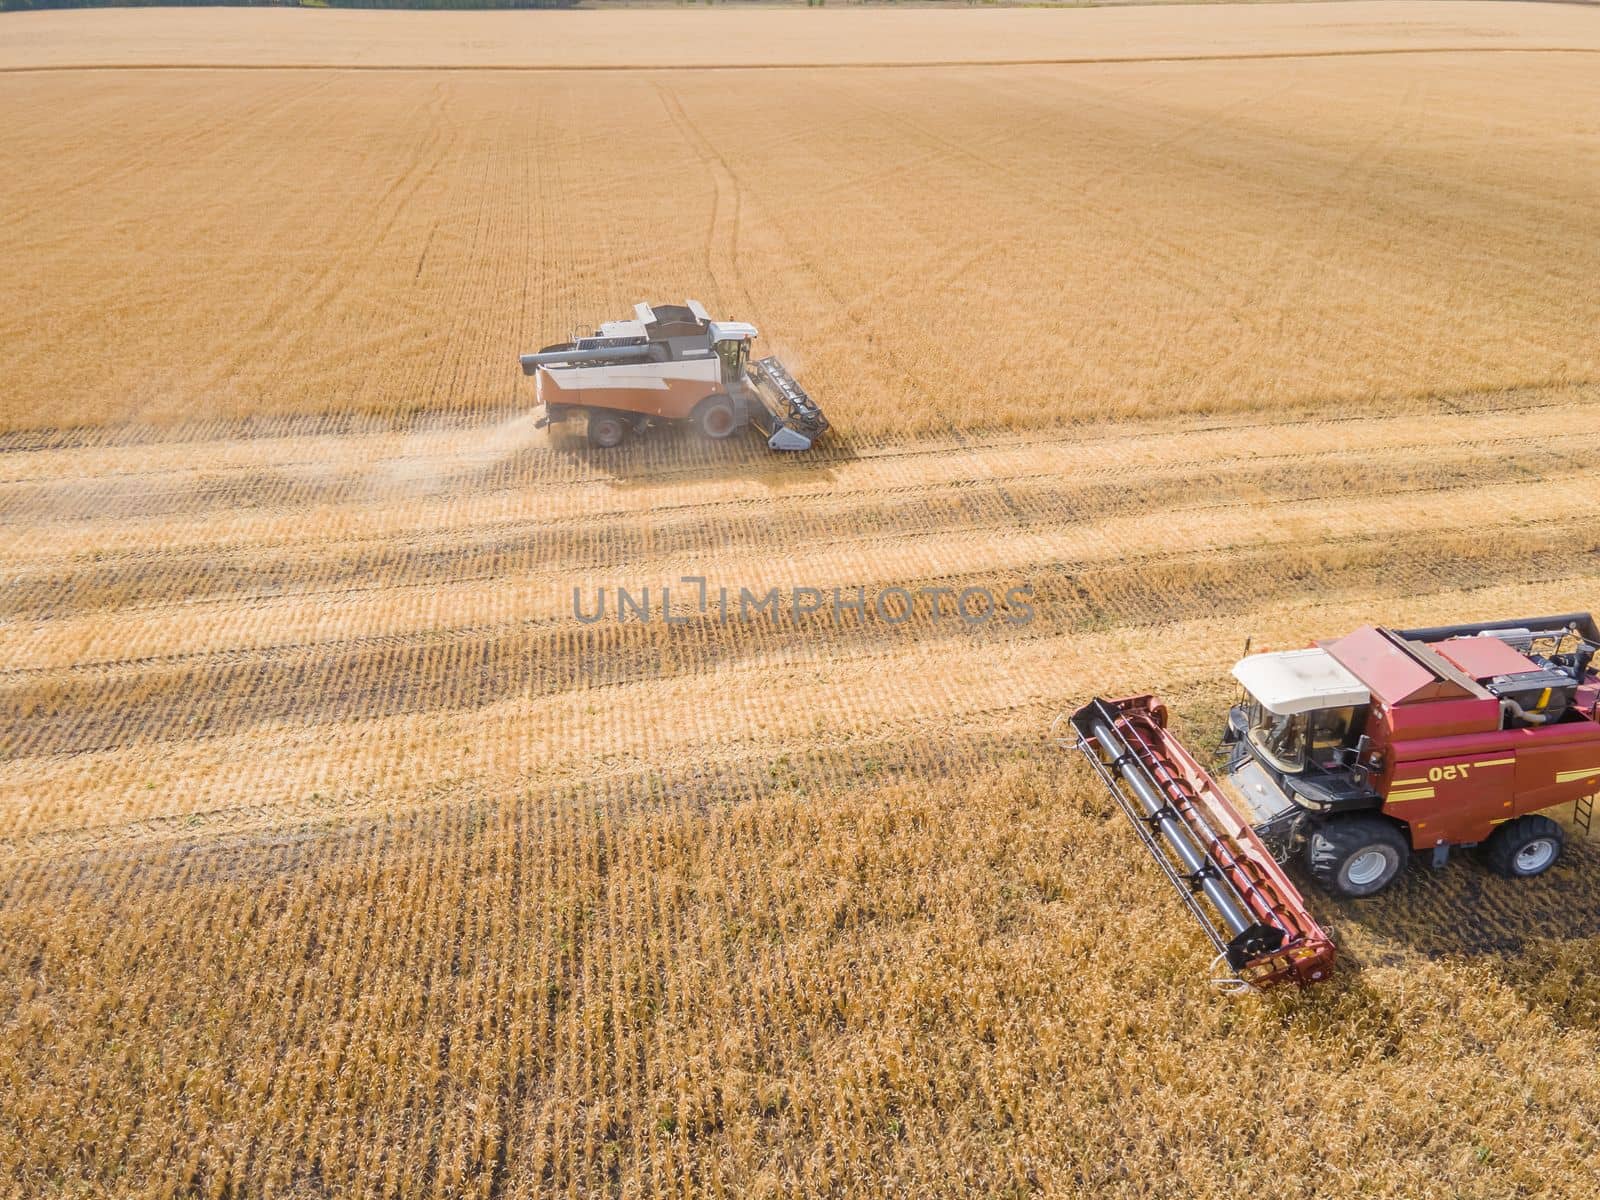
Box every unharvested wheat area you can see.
[4,3,1600,1197]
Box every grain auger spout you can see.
[1066,696,1336,990]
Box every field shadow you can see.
[1319,829,1600,1030]
[545,420,858,489]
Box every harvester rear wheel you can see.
[1306,816,1409,898]
[1481,815,1564,879]
[586,411,630,449]
[694,395,738,440]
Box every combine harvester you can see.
[1066,614,1600,990]
[520,300,828,450]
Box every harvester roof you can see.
[707,320,758,343]
[1231,648,1369,715]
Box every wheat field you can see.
[5,5,1600,1198]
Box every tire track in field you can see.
[0,377,1589,493]
[0,434,1563,622]
[4,386,1592,573]
[10,568,1600,875]
[6,48,1599,77]
[653,84,751,317]
[1,436,1583,675]
[6,508,1597,760]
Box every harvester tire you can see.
[694,395,738,440]
[1481,815,1564,879]
[1306,816,1409,898]
[586,412,630,449]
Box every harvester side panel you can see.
[1385,754,1517,848]
[536,359,723,421]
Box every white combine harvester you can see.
[520,300,828,450]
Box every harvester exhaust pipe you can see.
[1082,706,1282,968]
[1065,695,1336,989]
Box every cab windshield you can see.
[1247,703,1307,772]
[1245,702,1359,773]
[715,339,748,383]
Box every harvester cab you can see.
[1220,647,1380,847]
[1066,613,1600,991]
[520,300,828,451]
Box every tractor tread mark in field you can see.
[6,516,1599,758]
[0,437,1572,623]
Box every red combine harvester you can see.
[1066,614,1600,990]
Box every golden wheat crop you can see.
[4,6,1600,1199]
[6,3,1599,71]
[3,7,1600,436]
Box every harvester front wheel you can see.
[586,412,630,449]
[694,395,738,440]
[1306,817,1409,898]
[1481,815,1564,879]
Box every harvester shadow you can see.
[545,422,857,489]
[1317,834,1600,1030]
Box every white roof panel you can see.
[1232,648,1369,715]
[597,319,648,339]
[707,320,758,342]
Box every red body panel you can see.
[1434,637,1538,679]
[1330,629,1600,848]
[1384,697,1501,739]
[1379,727,1600,848]
[1384,752,1518,848]
[1325,627,1475,705]
[1514,740,1600,816]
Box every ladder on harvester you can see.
[1575,794,1595,839]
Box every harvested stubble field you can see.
[4,4,1600,1198]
